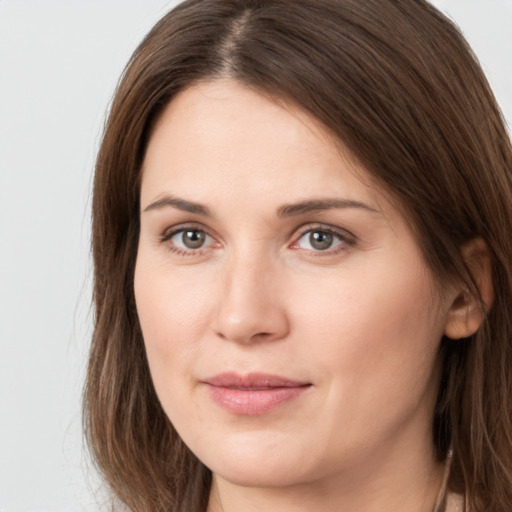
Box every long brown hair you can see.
[84,1,512,510]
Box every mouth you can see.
[202,372,312,415]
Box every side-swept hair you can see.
[84,1,512,510]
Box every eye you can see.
[173,229,209,249]
[297,230,341,251]
[302,231,337,251]
[162,227,217,254]
[292,226,354,253]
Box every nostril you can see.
[215,330,274,343]
[255,332,272,338]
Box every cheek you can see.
[282,262,444,462]
[134,258,216,385]
[289,254,444,407]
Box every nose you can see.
[213,254,290,344]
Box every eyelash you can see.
[159,223,356,257]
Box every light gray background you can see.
[0,1,511,511]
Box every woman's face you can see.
[135,80,454,489]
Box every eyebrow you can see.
[277,198,379,217]
[143,195,379,218]
[143,196,212,216]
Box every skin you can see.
[135,79,467,512]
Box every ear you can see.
[444,237,494,340]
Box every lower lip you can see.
[205,384,311,415]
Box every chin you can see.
[192,433,325,488]
[210,458,313,488]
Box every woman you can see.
[83,0,512,511]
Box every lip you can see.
[202,372,312,415]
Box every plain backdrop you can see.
[0,1,511,511]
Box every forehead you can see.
[140,79,391,218]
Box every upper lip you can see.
[202,372,311,390]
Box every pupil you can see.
[310,231,332,250]
[183,230,205,249]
